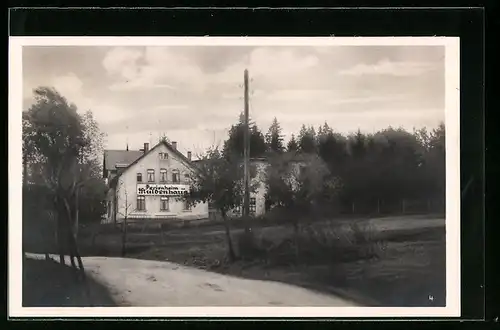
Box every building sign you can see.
[137,184,189,196]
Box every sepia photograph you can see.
[9,37,460,318]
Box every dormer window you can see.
[159,152,168,160]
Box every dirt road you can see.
[25,254,358,307]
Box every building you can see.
[225,153,310,218]
[103,140,209,224]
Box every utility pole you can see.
[243,69,250,223]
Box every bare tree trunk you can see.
[63,197,77,269]
[221,211,236,262]
[121,217,128,257]
[56,214,66,266]
[74,188,79,240]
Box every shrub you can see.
[235,229,274,262]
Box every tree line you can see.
[220,113,446,216]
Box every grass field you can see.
[74,214,445,307]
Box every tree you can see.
[116,179,134,256]
[421,122,446,210]
[298,125,316,153]
[185,147,257,261]
[250,124,267,157]
[223,112,267,159]
[265,152,341,232]
[287,134,298,152]
[265,117,285,153]
[316,124,348,175]
[22,86,105,276]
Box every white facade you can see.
[105,142,209,223]
[226,157,304,218]
[227,160,269,217]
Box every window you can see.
[160,168,167,182]
[249,198,256,214]
[147,169,155,182]
[183,173,190,183]
[159,152,168,160]
[172,169,180,183]
[184,200,192,211]
[137,173,142,183]
[137,196,146,211]
[160,197,169,211]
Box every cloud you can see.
[101,47,143,80]
[265,89,333,101]
[153,104,190,110]
[102,46,205,92]
[101,46,321,94]
[215,48,319,85]
[339,59,438,77]
[109,81,178,92]
[326,94,411,106]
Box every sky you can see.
[22,44,445,157]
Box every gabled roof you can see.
[103,150,143,172]
[107,140,197,187]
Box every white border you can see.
[8,37,460,318]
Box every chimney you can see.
[187,151,192,161]
[171,141,177,150]
[144,143,149,153]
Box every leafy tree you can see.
[265,117,285,153]
[22,86,106,273]
[185,147,257,261]
[421,123,446,207]
[287,134,299,152]
[265,153,341,232]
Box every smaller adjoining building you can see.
[224,153,311,218]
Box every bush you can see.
[235,229,274,261]
[235,220,388,266]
